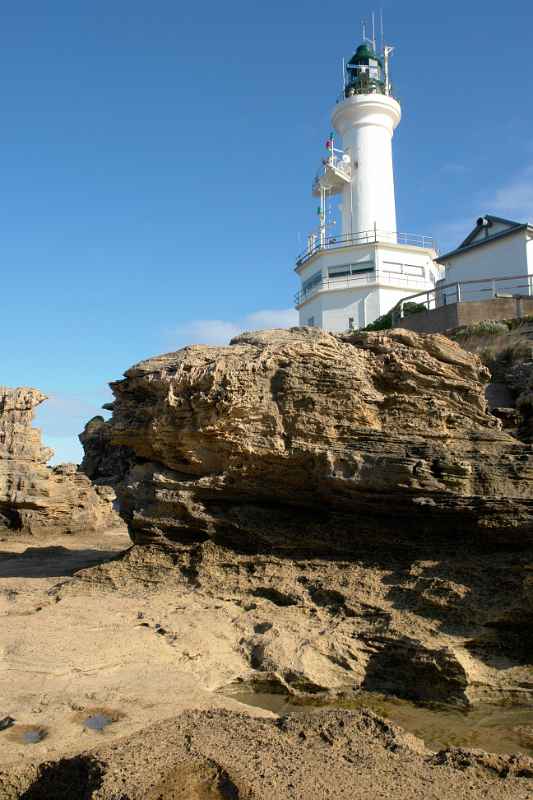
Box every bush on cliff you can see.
[363,301,426,332]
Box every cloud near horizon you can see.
[490,164,533,219]
[172,307,299,347]
[35,389,111,466]
[434,162,533,253]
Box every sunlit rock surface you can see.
[0,387,122,536]
[80,328,533,705]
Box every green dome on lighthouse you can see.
[350,42,382,65]
[345,41,385,98]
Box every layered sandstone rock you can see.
[83,327,532,549]
[79,328,533,704]
[0,387,122,536]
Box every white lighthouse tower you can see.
[295,34,440,331]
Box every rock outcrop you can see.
[3,709,532,800]
[79,328,533,705]
[0,387,122,537]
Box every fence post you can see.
[491,279,496,298]
[456,283,461,303]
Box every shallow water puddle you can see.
[4,725,48,745]
[83,713,114,732]
[22,729,46,744]
[227,690,533,757]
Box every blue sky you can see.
[1,1,532,463]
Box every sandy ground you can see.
[0,531,270,769]
[2,535,533,799]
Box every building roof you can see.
[435,215,532,263]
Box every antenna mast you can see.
[383,45,395,96]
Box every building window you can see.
[307,316,315,327]
[328,261,374,279]
[303,272,322,292]
[329,266,351,278]
[383,261,425,278]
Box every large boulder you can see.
[0,387,122,536]
[78,328,533,705]
[82,327,532,552]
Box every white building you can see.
[435,215,533,303]
[295,38,441,332]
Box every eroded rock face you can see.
[84,327,532,550]
[0,387,122,536]
[79,328,533,704]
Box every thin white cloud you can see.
[35,389,111,466]
[434,163,533,253]
[432,219,472,254]
[173,308,299,347]
[490,164,533,220]
[245,308,299,329]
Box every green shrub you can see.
[363,311,393,331]
[362,301,426,332]
[454,320,510,338]
[507,315,533,331]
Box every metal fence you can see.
[390,273,533,326]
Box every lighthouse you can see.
[295,35,440,331]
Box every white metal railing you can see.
[390,273,533,325]
[296,228,436,267]
[294,269,432,307]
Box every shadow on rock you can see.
[20,755,103,800]
[361,637,469,707]
[0,546,127,579]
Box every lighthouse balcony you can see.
[294,266,433,308]
[296,229,435,268]
[312,155,352,197]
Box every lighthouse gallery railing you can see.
[296,229,435,268]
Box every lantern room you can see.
[345,43,385,97]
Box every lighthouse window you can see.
[328,261,374,278]
[351,261,374,273]
[303,271,322,292]
[329,265,351,278]
[404,264,425,277]
[383,261,425,278]
[328,262,374,279]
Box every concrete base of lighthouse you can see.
[295,237,439,332]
